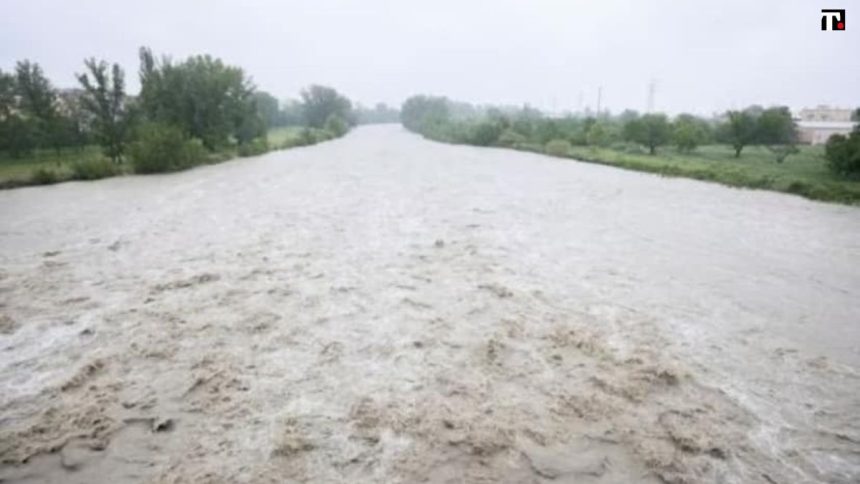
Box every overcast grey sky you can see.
[1,0,857,114]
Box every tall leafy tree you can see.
[400,95,449,132]
[623,113,671,155]
[77,58,134,163]
[757,106,797,163]
[300,85,353,129]
[138,47,260,149]
[719,110,758,158]
[586,122,611,147]
[15,61,56,121]
[672,114,710,153]
[253,91,281,128]
[14,60,59,150]
[0,69,15,119]
[279,99,304,126]
[0,69,38,157]
[57,89,93,150]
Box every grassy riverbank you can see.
[0,126,338,189]
[522,143,860,204]
[410,126,860,205]
[400,95,860,205]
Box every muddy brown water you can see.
[1,125,858,483]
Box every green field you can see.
[0,126,314,189]
[513,142,860,204]
[0,146,111,188]
[267,126,305,147]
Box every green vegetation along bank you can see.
[0,51,361,189]
[401,95,860,204]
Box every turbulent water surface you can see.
[1,125,859,483]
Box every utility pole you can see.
[647,79,656,113]
[596,86,602,117]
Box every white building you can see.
[796,121,857,145]
[795,106,857,145]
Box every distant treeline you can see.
[400,95,860,177]
[0,49,359,177]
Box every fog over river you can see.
[1,125,858,483]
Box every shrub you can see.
[238,137,270,157]
[825,132,860,177]
[70,158,119,180]
[498,129,527,147]
[184,138,208,163]
[129,123,206,174]
[544,139,572,157]
[324,114,349,138]
[586,123,610,148]
[280,136,302,149]
[30,167,59,185]
[672,114,711,153]
[466,120,503,146]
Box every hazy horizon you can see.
[1,0,857,115]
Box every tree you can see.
[533,118,563,144]
[14,60,59,150]
[1,68,43,157]
[825,131,860,177]
[253,91,281,128]
[0,69,15,120]
[138,47,259,149]
[1,116,38,158]
[617,109,640,124]
[508,105,541,139]
[586,122,610,147]
[57,89,93,150]
[77,59,134,163]
[15,61,56,123]
[234,102,266,145]
[355,103,400,124]
[299,85,353,129]
[672,114,709,153]
[623,113,671,155]
[400,95,449,132]
[279,99,304,126]
[719,110,758,158]
[466,118,504,146]
[757,106,797,163]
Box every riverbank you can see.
[526,143,860,204]
[0,126,344,190]
[417,127,860,204]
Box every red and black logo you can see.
[821,9,846,30]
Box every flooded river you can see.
[1,125,858,483]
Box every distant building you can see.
[796,121,856,145]
[798,105,853,122]
[56,88,85,117]
[795,106,857,145]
